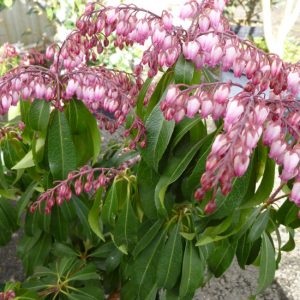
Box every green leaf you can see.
[256,232,276,294]
[179,241,204,297]
[141,103,175,172]
[29,100,50,132]
[48,110,76,180]
[52,243,78,257]
[68,287,104,300]
[22,233,52,275]
[137,77,153,118]
[155,138,204,216]
[174,55,195,84]
[171,118,205,151]
[236,233,252,269]
[131,227,168,300]
[113,184,139,250]
[183,132,217,198]
[208,240,235,278]
[102,181,119,226]
[248,209,270,243]
[2,138,26,169]
[12,150,35,169]
[157,222,183,289]
[0,198,18,232]
[137,160,159,219]
[50,206,68,241]
[89,242,115,258]
[144,70,174,118]
[88,188,105,241]
[104,248,123,273]
[213,158,254,219]
[68,264,99,282]
[281,228,295,252]
[242,157,275,208]
[277,199,300,228]
[132,219,164,258]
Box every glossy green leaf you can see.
[113,184,139,250]
[68,287,104,300]
[50,206,68,241]
[277,199,300,228]
[104,248,123,273]
[256,232,276,294]
[133,219,164,258]
[208,240,235,278]
[281,228,296,252]
[137,77,153,118]
[29,100,50,132]
[236,233,252,269]
[0,198,18,232]
[131,227,168,300]
[68,264,99,282]
[66,100,101,165]
[52,243,78,257]
[144,69,174,118]
[155,138,204,216]
[213,158,254,219]
[242,157,275,208]
[2,138,26,169]
[12,150,35,170]
[89,242,115,258]
[157,222,183,289]
[102,181,119,226]
[248,209,270,243]
[179,241,204,297]
[141,103,175,172]
[174,55,195,85]
[48,110,76,180]
[88,188,105,241]
[171,118,204,151]
[137,160,159,219]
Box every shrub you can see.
[0,0,299,299]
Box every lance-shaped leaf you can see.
[156,222,183,289]
[130,227,168,300]
[174,55,195,85]
[48,110,76,180]
[179,241,204,298]
[155,138,204,216]
[113,184,139,250]
[256,232,276,294]
[208,240,235,278]
[29,99,50,132]
[248,209,270,243]
[141,103,175,172]
[88,188,105,241]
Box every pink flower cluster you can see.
[0,290,15,300]
[31,166,119,214]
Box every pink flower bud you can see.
[210,45,223,65]
[165,86,178,104]
[287,72,300,95]
[183,41,200,61]
[290,181,300,206]
[174,108,185,123]
[263,122,281,145]
[199,15,210,32]
[213,84,230,104]
[162,11,173,31]
[186,97,200,118]
[201,99,213,117]
[283,151,300,173]
[234,154,250,177]
[204,200,217,214]
[152,29,166,46]
[106,9,117,24]
[180,3,195,19]
[224,99,244,126]
[254,104,269,125]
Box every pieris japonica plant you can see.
[0,0,300,299]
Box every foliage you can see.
[0,1,299,299]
